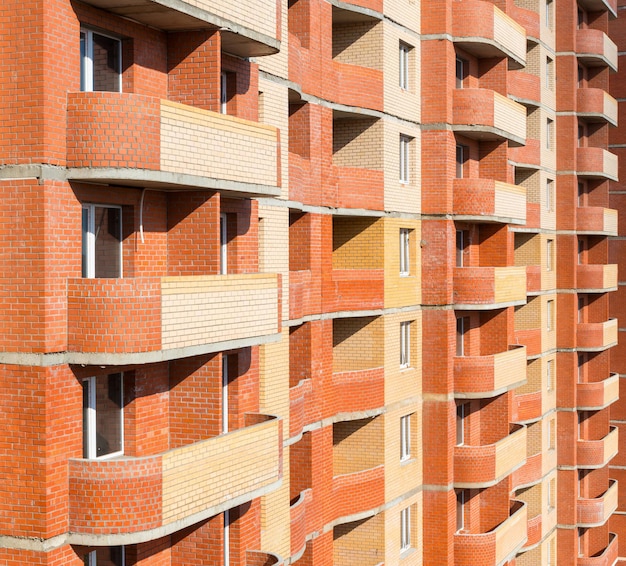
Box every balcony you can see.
[577,0,617,17]
[577,373,619,410]
[577,318,618,352]
[576,147,618,181]
[514,391,542,423]
[67,93,280,197]
[577,479,618,527]
[452,0,526,68]
[333,166,384,210]
[577,88,618,125]
[454,345,526,398]
[68,413,282,540]
[512,452,542,489]
[331,465,385,523]
[67,274,281,364]
[324,269,384,313]
[247,551,283,566]
[454,501,527,566]
[290,489,312,557]
[454,424,526,488]
[453,89,526,145]
[577,264,618,293]
[524,513,542,549]
[76,0,280,56]
[509,71,541,106]
[452,179,526,224]
[509,138,541,169]
[578,533,618,566]
[577,426,618,469]
[577,206,618,236]
[453,266,527,308]
[576,29,618,71]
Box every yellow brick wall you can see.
[258,204,289,320]
[256,0,288,78]
[333,216,384,269]
[333,117,384,170]
[383,218,421,308]
[334,513,385,566]
[383,119,421,214]
[333,316,384,372]
[333,20,383,70]
[383,495,423,566]
[333,417,384,475]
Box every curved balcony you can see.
[68,414,282,541]
[453,89,526,146]
[577,318,618,352]
[453,266,527,308]
[577,426,619,469]
[578,533,618,566]
[577,479,618,527]
[454,500,527,566]
[331,61,384,112]
[514,391,542,423]
[452,0,526,68]
[67,93,280,196]
[247,551,284,566]
[452,179,526,224]
[76,0,279,55]
[576,28,618,71]
[330,368,385,416]
[577,373,619,410]
[509,4,540,40]
[512,452,542,489]
[67,274,280,364]
[514,326,542,357]
[524,513,542,549]
[289,379,312,439]
[290,489,312,557]
[577,264,618,293]
[454,345,526,398]
[455,424,526,488]
[577,88,618,125]
[576,147,618,181]
[509,138,541,169]
[324,269,384,313]
[331,465,385,523]
[509,71,541,107]
[577,206,618,236]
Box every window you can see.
[84,547,125,566]
[456,317,468,356]
[547,359,553,391]
[546,118,553,150]
[82,373,124,459]
[456,230,467,267]
[456,490,466,532]
[578,296,585,323]
[578,122,587,147]
[400,506,411,552]
[547,299,554,331]
[456,404,467,445]
[546,57,553,90]
[400,135,411,183]
[400,321,411,368]
[456,145,467,178]
[547,478,555,510]
[546,0,553,29]
[82,204,122,278]
[578,354,586,383]
[221,72,228,114]
[546,179,553,211]
[578,239,585,264]
[399,42,411,90]
[400,414,412,462]
[547,538,553,566]
[222,355,229,434]
[548,418,555,450]
[578,64,587,87]
[220,213,228,275]
[578,182,587,206]
[546,239,553,271]
[456,57,466,88]
[400,229,410,276]
[80,28,122,92]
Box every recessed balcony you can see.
[67,93,280,197]
[454,345,527,398]
[452,0,526,68]
[509,71,541,106]
[453,89,526,145]
[577,426,619,469]
[577,373,619,410]
[577,88,618,125]
[576,147,618,181]
[333,166,384,210]
[577,479,618,527]
[577,318,618,352]
[68,413,282,541]
[454,500,527,566]
[453,266,527,308]
[576,28,618,71]
[577,264,618,293]
[452,179,526,224]
[75,0,280,55]
[577,207,618,236]
[454,424,526,488]
[67,274,281,364]
[577,0,617,18]
[577,532,618,566]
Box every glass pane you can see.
[82,207,89,277]
[82,379,91,458]
[80,32,86,92]
[94,207,121,278]
[95,373,123,457]
[94,547,124,566]
[92,33,120,92]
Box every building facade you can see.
[0,0,621,564]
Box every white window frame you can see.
[456,145,466,178]
[546,57,553,90]
[399,229,410,276]
[220,213,228,275]
[546,118,553,150]
[546,0,553,29]
[456,490,466,532]
[80,28,122,93]
[400,321,411,368]
[456,317,466,356]
[222,355,229,434]
[548,418,555,450]
[456,229,465,267]
[546,239,553,271]
[456,57,465,88]
[547,359,553,391]
[400,506,411,552]
[547,299,554,331]
[221,71,228,114]
[399,42,410,90]
[82,204,123,278]
[82,374,124,460]
[400,414,411,462]
[399,135,411,184]
[546,179,553,211]
[456,403,466,446]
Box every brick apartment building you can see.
[0,0,623,564]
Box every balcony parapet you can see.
[576,147,618,181]
[524,513,542,549]
[324,269,384,313]
[331,465,385,524]
[577,373,619,411]
[509,71,541,106]
[454,345,527,399]
[577,426,618,469]
[577,264,618,293]
[452,179,526,224]
[454,500,527,566]
[576,28,618,71]
[67,93,280,197]
[577,479,618,527]
[290,489,312,558]
[452,0,526,68]
[75,0,280,56]
[453,89,526,145]
[577,319,618,352]
[577,88,618,125]
[577,206,618,236]
[512,452,542,489]
[246,551,284,566]
[68,413,282,543]
[509,138,541,169]
[453,266,527,308]
[514,391,542,424]
[454,424,526,488]
[577,533,618,566]
[67,274,281,364]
